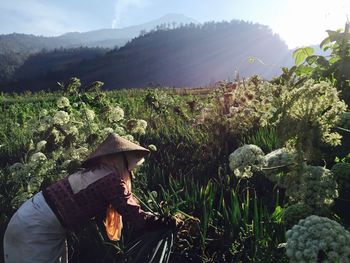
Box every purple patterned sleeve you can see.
[101,173,156,229]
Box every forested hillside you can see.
[2,20,292,92]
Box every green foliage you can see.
[0,69,348,262]
[292,47,314,66]
[331,162,350,198]
[276,22,350,105]
[271,79,347,161]
[242,126,281,153]
[201,76,281,140]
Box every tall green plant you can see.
[279,22,350,105]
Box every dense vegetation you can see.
[1,20,292,92]
[1,23,350,262]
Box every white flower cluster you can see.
[263,148,297,179]
[53,111,70,125]
[148,144,157,152]
[30,152,47,162]
[69,147,89,160]
[228,144,265,178]
[301,166,338,208]
[36,140,47,152]
[56,97,70,109]
[113,124,126,136]
[286,215,350,263]
[64,125,79,136]
[123,134,134,142]
[39,109,48,117]
[131,119,147,135]
[38,116,52,132]
[101,127,114,137]
[107,106,124,123]
[83,108,95,121]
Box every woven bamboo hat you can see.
[82,133,150,167]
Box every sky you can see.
[0,0,349,48]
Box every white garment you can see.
[3,191,67,263]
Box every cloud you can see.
[111,0,151,28]
[0,0,91,35]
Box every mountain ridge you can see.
[1,20,294,92]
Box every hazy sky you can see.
[0,0,349,48]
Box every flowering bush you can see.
[53,110,70,125]
[126,119,148,135]
[30,152,47,162]
[201,76,281,135]
[3,92,148,209]
[299,166,338,209]
[35,140,47,152]
[56,96,70,109]
[228,144,265,178]
[83,108,95,121]
[277,166,338,212]
[273,79,347,160]
[107,106,124,123]
[285,215,350,263]
[262,148,297,181]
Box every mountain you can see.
[2,20,293,92]
[0,14,197,53]
[56,13,197,48]
[0,14,198,82]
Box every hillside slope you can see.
[4,20,292,91]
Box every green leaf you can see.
[293,47,315,65]
[306,55,330,68]
[329,57,341,64]
[315,56,330,68]
[295,65,313,76]
[305,55,318,65]
[320,36,331,49]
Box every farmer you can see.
[3,133,175,263]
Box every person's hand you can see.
[144,214,178,231]
[159,215,177,230]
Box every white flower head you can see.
[228,144,265,178]
[66,125,79,135]
[107,106,124,123]
[127,119,148,135]
[70,147,90,160]
[36,140,47,152]
[113,125,126,135]
[286,215,350,262]
[148,144,157,152]
[102,127,114,137]
[138,119,147,130]
[123,134,134,142]
[30,152,47,162]
[53,111,70,125]
[83,108,95,121]
[57,96,70,109]
[40,109,48,117]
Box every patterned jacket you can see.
[42,165,154,231]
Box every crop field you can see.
[1,26,350,263]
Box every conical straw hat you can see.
[82,133,150,167]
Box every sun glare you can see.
[273,0,350,48]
